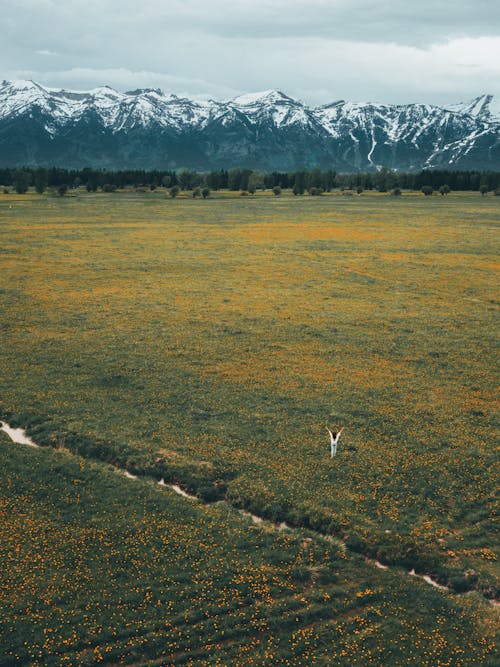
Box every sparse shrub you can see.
[356,186,363,194]
[309,187,324,196]
[421,185,434,196]
[201,187,210,199]
[57,184,68,197]
[479,184,489,196]
[192,187,201,198]
[449,574,473,593]
[391,188,402,196]
[345,533,364,553]
[199,485,220,502]
[439,184,450,196]
[102,183,117,193]
[169,185,180,198]
[272,186,282,196]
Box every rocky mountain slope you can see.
[0,79,498,171]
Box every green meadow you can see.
[0,189,498,664]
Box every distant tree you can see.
[178,170,200,191]
[228,168,243,191]
[309,167,322,189]
[272,186,282,196]
[34,168,48,194]
[391,188,402,196]
[192,187,201,198]
[323,170,336,191]
[293,170,308,195]
[421,185,434,196]
[13,170,30,194]
[308,186,324,196]
[169,186,180,198]
[439,184,450,196]
[102,183,116,192]
[161,174,172,188]
[356,186,363,195]
[201,188,210,199]
[57,184,68,197]
[374,167,396,192]
[248,171,265,192]
[479,184,489,196]
[206,170,227,190]
[83,169,100,192]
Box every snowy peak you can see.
[0,79,219,131]
[0,79,498,171]
[0,78,53,104]
[230,90,300,106]
[446,95,493,119]
[229,89,313,129]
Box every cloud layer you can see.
[2,0,500,105]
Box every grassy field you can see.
[1,433,498,666]
[0,189,498,663]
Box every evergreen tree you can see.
[13,170,30,194]
[228,168,242,191]
[293,170,308,195]
[34,168,48,194]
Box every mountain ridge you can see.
[0,79,499,171]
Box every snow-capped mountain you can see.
[0,79,498,171]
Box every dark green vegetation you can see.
[1,166,500,196]
[0,190,499,664]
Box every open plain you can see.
[0,189,498,665]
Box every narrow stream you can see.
[1,420,497,606]
[1,421,39,447]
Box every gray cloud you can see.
[1,1,500,106]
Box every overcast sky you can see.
[2,0,500,107]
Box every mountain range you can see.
[0,79,499,171]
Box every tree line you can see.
[2,165,500,195]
